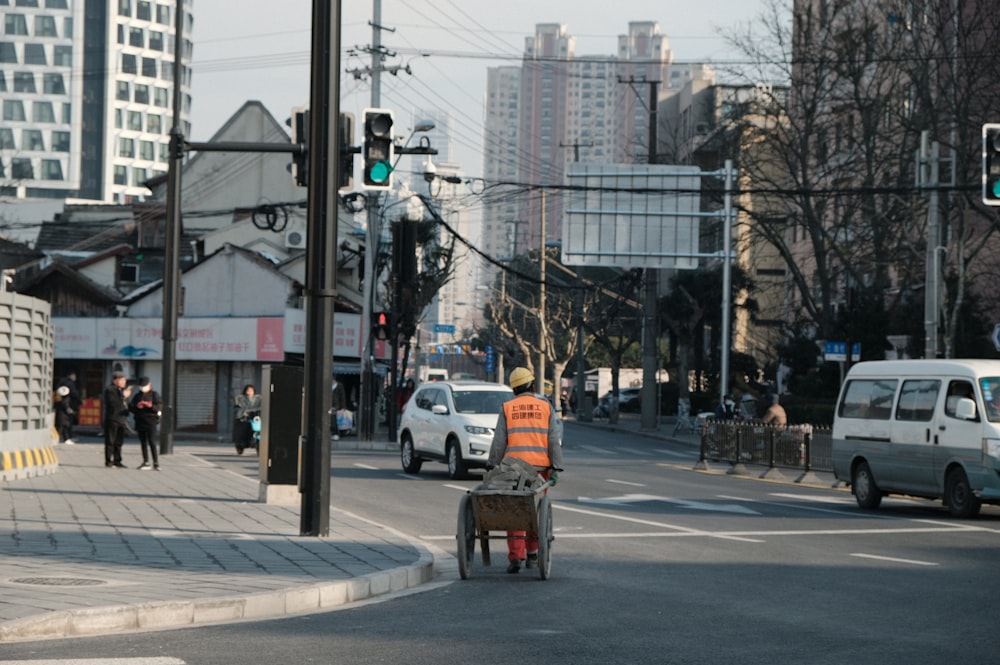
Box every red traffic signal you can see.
[372,312,391,340]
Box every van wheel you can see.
[852,461,882,510]
[447,440,467,480]
[401,435,422,474]
[945,468,981,518]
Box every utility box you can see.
[259,364,303,504]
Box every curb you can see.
[0,544,437,643]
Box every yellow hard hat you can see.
[509,367,534,389]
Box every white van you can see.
[831,359,1000,517]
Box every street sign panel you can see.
[824,341,860,362]
[433,324,455,334]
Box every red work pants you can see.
[506,469,550,561]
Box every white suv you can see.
[398,380,513,479]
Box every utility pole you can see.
[159,0,185,456]
[919,131,940,359]
[538,191,547,394]
[640,80,659,431]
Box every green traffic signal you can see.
[368,160,393,184]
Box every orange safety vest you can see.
[501,394,552,468]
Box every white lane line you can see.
[396,473,424,480]
[579,445,613,455]
[554,503,764,542]
[606,478,646,487]
[443,483,468,491]
[353,463,378,470]
[851,553,939,566]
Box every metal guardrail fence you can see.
[699,420,833,475]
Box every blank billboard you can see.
[562,163,701,269]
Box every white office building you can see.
[0,0,192,202]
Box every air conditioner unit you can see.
[285,229,306,249]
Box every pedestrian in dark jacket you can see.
[103,371,133,468]
[56,371,82,441]
[54,385,75,444]
[129,376,162,470]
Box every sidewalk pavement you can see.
[0,440,439,644]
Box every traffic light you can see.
[983,123,1000,205]
[339,111,354,191]
[290,107,309,187]
[362,108,394,190]
[372,311,391,340]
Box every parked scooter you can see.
[250,414,261,450]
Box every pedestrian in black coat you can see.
[130,377,162,470]
[103,371,133,468]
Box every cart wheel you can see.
[456,494,475,579]
[536,495,553,580]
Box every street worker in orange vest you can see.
[488,366,564,574]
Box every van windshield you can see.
[980,378,1000,422]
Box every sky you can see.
[189,0,770,180]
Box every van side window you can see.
[895,379,940,422]
[839,379,897,419]
[944,380,977,420]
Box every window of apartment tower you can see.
[156,4,170,24]
[154,87,168,107]
[47,0,70,8]
[34,15,56,37]
[0,129,14,150]
[132,167,147,186]
[142,57,156,77]
[51,131,70,152]
[0,42,15,64]
[118,0,131,17]
[54,44,71,66]
[147,114,161,134]
[24,43,46,64]
[122,53,137,74]
[149,31,163,51]
[43,72,66,94]
[114,165,127,185]
[137,1,151,20]
[134,84,149,104]
[11,158,33,180]
[140,140,154,160]
[23,129,44,151]
[5,15,28,35]
[13,71,34,93]
[128,110,142,130]
[119,137,135,158]
[41,159,63,181]
[3,99,25,121]
[130,27,143,48]
[32,101,55,123]
[116,81,130,101]
[16,0,40,6]
[0,72,6,92]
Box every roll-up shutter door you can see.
[177,362,216,431]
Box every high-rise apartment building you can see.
[481,21,713,263]
[0,0,192,203]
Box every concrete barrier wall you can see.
[0,291,58,482]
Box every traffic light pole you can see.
[298,0,342,536]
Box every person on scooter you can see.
[488,367,564,574]
[234,384,261,454]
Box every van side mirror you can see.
[955,397,977,421]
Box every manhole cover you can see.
[10,577,107,586]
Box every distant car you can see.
[398,380,514,479]
[593,387,642,417]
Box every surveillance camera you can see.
[423,158,437,183]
